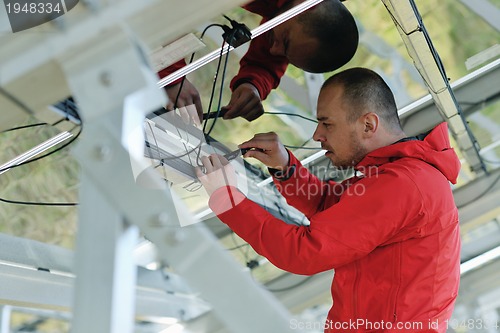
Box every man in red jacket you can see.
[160,0,358,121]
[196,67,461,332]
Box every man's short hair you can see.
[298,0,358,73]
[323,67,403,131]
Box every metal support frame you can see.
[72,177,139,333]
[382,0,487,174]
[2,0,498,330]
[399,58,500,136]
[59,19,300,333]
[456,168,500,223]
[459,0,500,32]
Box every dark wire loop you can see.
[0,125,82,174]
[0,125,82,206]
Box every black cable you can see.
[0,86,35,115]
[173,23,226,110]
[263,111,318,123]
[281,137,321,151]
[170,24,227,166]
[168,23,227,165]
[0,124,81,206]
[167,22,238,166]
[201,23,226,36]
[0,125,82,174]
[457,173,500,209]
[226,243,250,251]
[284,145,322,150]
[0,125,81,206]
[1,117,68,134]
[172,56,196,111]
[1,122,48,133]
[202,38,229,135]
[194,33,234,166]
[265,276,314,293]
[0,196,78,206]
[299,137,313,146]
[51,117,66,126]
[204,31,234,138]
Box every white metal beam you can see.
[0,306,11,333]
[459,0,500,32]
[382,0,486,174]
[399,59,500,135]
[456,168,500,222]
[72,177,139,333]
[0,263,210,320]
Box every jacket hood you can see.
[357,123,461,184]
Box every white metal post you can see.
[0,306,11,333]
[62,28,164,333]
[71,175,139,333]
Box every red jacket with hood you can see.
[158,0,289,100]
[209,123,461,332]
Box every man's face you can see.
[313,85,368,169]
[268,18,319,70]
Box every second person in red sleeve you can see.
[158,0,358,122]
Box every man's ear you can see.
[361,112,379,137]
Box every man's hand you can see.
[221,83,264,121]
[196,154,237,196]
[165,78,203,123]
[239,132,289,170]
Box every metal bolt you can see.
[165,229,185,246]
[151,212,170,227]
[94,145,112,162]
[179,309,186,321]
[99,71,112,87]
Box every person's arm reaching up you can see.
[158,59,203,122]
[222,33,288,121]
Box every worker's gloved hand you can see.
[239,132,289,170]
[221,83,264,121]
[164,78,203,124]
[196,154,237,196]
